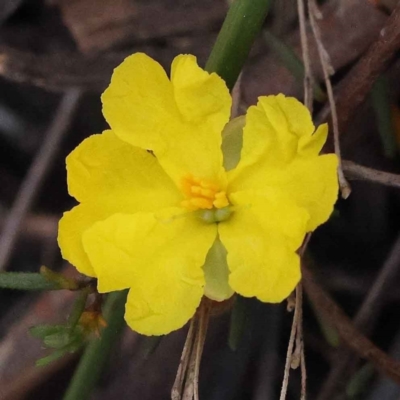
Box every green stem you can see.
[63,290,127,400]
[205,0,271,90]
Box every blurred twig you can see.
[316,231,400,399]
[0,213,58,239]
[308,0,351,198]
[279,233,311,400]
[320,3,400,145]
[302,264,400,385]
[342,160,400,189]
[0,89,82,271]
[0,46,128,91]
[297,0,313,111]
[279,286,302,400]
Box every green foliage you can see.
[63,291,128,400]
[30,323,86,366]
[0,272,62,290]
[206,0,271,90]
[30,289,90,366]
[0,267,79,291]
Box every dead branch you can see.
[308,0,351,198]
[302,263,400,384]
[321,3,400,150]
[342,160,400,189]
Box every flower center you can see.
[180,175,229,211]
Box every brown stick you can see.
[171,319,197,400]
[342,160,400,189]
[308,0,351,198]
[302,264,400,384]
[320,3,400,148]
[315,230,400,400]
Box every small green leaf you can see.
[36,349,68,367]
[30,324,66,339]
[0,272,62,291]
[43,332,75,349]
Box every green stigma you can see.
[197,206,232,224]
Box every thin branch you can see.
[296,0,313,111]
[342,160,400,189]
[193,300,211,400]
[0,89,82,271]
[308,0,351,199]
[300,343,307,400]
[355,232,400,330]
[319,3,400,145]
[0,213,58,239]
[279,287,300,400]
[302,264,400,384]
[172,319,197,400]
[316,231,400,399]
[182,300,211,400]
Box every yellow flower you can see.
[58,53,338,336]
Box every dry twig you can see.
[171,319,196,400]
[279,286,302,400]
[172,299,211,400]
[342,160,400,189]
[308,0,351,199]
[296,0,313,111]
[315,231,400,399]
[319,3,400,145]
[302,264,400,384]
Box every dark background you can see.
[0,0,400,399]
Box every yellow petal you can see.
[300,123,328,156]
[102,53,231,184]
[58,204,111,277]
[229,154,338,232]
[66,130,180,209]
[82,209,217,335]
[218,191,307,302]
[59,130,181,276]
[279,155,339,231]
[230,95,326,174]
[228,95,338,232]
[171,54,231,125]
